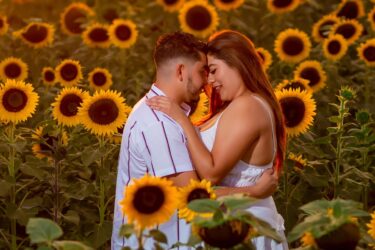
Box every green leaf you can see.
[188,199,220,213]
[119,224,135,238]
[52,240,93,250]
[221,195,258,211]
[26,218,63,244]
[149,229,168,244]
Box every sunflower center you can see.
[164,0,179,5]
[219,0,236,3]
[186,6,212,31]
[92,72,107,86]
[88,98,119,125]
[4,63,21,79]
[64,7,88,34]
[61,64,78,81]
[280,97,305,127]
[300,68,320,87]
[21,24,48,43]
[285,81,306,91]
[282,36,303,56]
[335,24,356,39]
[187,188,210,203]
[40,134,57,152]
[44,70,55,82]
[89,28,109,42]
[2,88,27,112]
[60,94,82,117]
[133,186,165,214]
[328,40,341,55]
[115,25,131,41]
[319,21,335,38]
[0,19,4,28]
[103,9,119,23]
[272,0,293,8]
[337,2,359,19]
[363,46,375,62]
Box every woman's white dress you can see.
[199,95,289,250]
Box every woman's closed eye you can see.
[209,68,216,74]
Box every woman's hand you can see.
[146,96,186,123]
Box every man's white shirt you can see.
[112,85,194,249]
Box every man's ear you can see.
[177,63,184,83]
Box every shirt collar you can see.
[148,84,191,116]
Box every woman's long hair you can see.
[206,30,286,173]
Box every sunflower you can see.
[78,90,131,136]
[369,7,375,31]
[213,0,245,11]
[294,60,327,92]
[55,59,83,87]
[41,67,56,86]
[108,19,138,49]
[267,0,300,14]
[335,0,365,20]
[82,23,111,48]
[0,79,39,124]
[312,14,341,43]
[52,87,89,127]
[288,152,307,172]
[332,19,363,45]
[301,232,316,247]
[156,0,185,12]
[177,179,216,222]
[256,47,273,71]
[323,34,348,61]
[179,0,219,38]
[119,175,179,229]
[109,124,124,144]
[0,15,9,36]
[276,89,316,137]
[32,126,68,159]
[88,67,113,91]
[367,211,375,239]
[189,92,209,125]
[60,2,95,36]
[13,22,54,48]
[275,78,312,93]
[0,57,28,81]
[274,28,311,63]
[357,38,375,67]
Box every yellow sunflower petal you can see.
[256,47,273,71]
[0,15,9,36]
[82,23,111,48]
[274,28,311,63]
[0,79,39,124]
[13,22,54,48]
[78,90,131,136]
[108,19,138,49]
[368,6,375,31]
[288,152,307,172]
[301,232,316,247]
[276,88,316,137]
[312,14,341,43]
[335,0,365,19]
[294,60,327,92]
[323,34,348,61]
[156,0,185,12]
[0,57,29,81]
[179,0,219,38]
[52,87,89,127]
[275,78,312,93]
[55,59,83,87]
[60,2,95,36]
[189,92,210,125]
[213,0,245,11]
[41,67,57,87]
[332,19,363,45]
[367,211,375,239]
[357,38,375,67]
[120,175,179,229]
[267,0,300,14]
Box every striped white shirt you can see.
[112,85,194,249]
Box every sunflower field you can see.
[0,0,374,249]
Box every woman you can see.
[146,30,287,249]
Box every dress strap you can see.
[252,95,277,161]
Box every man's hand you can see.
[251,168,279,199]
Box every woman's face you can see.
[207,55,244,101]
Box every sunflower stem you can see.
[53,159,60,223]
[98,136,106,226]
[137,228,144,250]
[334,98,345,199]
[8,123,17,250]
[362,148,369,210]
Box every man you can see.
[112,31,278,249]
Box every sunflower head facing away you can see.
[156,0,185,12]
[0,79,39,124]
[55,59,83,87]
[32,126,68,160]
[275,78,311,93]
[0,57,28,82]
[276,88,316,137]
[267,0,301,14]
[357,38,375,67]
[109,19,138,49]
[274,28,311,63]
[88,67,113,91]
[78,90,131,136]
[60,2,95,35]
[294,60,327,92]
[119,175,179,229]
[82,23,111,48]
[335,0,365,20]
[178,179,216,222]
[179,0,219,38]
[13,22,54,48]
[288,152,308,172]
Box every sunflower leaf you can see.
[149,229,168,244]
[188,199,220,213]
[26,218,63,244]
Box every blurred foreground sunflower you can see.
[0,15,9,36]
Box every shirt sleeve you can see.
[140,121,194,177]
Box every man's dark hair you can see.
[153,31,206,68]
